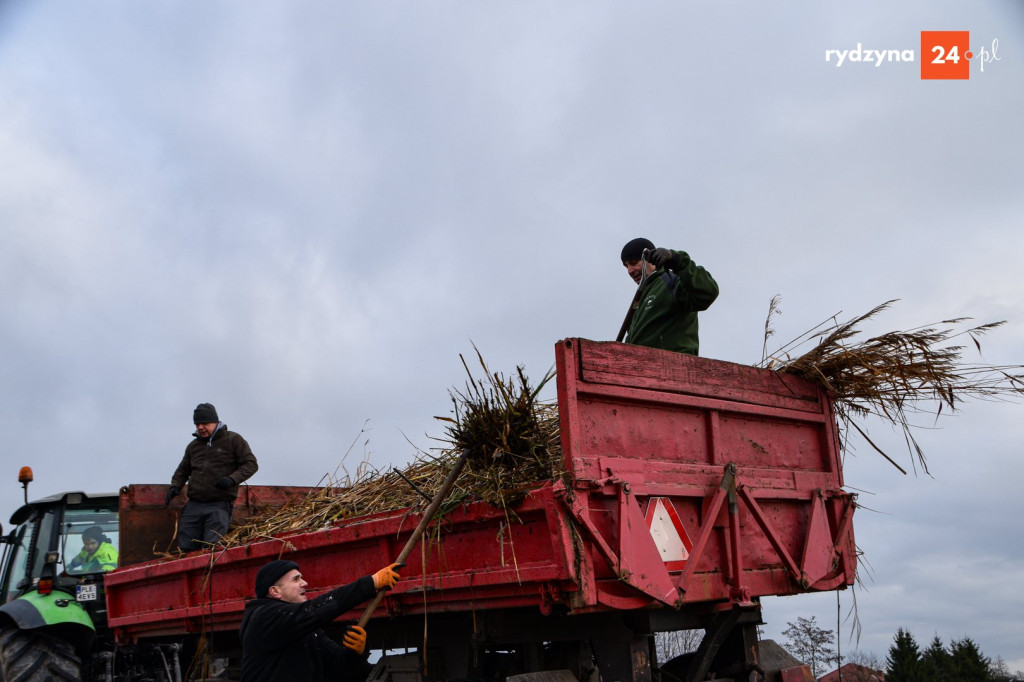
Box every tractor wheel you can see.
[0,625,82,681]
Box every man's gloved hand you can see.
[165,486,180,506]
[343,625,367,655]
[372,562,404,591]
[645,247,682,271]
[214,477,234,489]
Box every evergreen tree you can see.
[920,635,950,681]
[948,637,993,681]
[885,628,924,682]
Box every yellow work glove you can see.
[372,562,403,591]
[343,625,366,655]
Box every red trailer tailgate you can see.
[554,339,855,609]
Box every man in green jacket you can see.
[166,402,259,551]
[620,237,719,356]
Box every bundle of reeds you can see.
[221,348,561,548]
[761,298,1024,473]
[434,348,562,506]
[221,457,452,547]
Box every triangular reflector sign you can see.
[645,497,693,571]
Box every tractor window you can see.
[34,507,58,577]
[0,508,57,601]
[63,505,120,575]
[1,520,36,603]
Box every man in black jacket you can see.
[166,402,259,551]
[240,559,402,682]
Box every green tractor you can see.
[0,466,121,681]
[0,470,302,681]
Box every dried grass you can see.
[435,347,562,505]
[761,299,1024,473]
[221,347,561,548]
[221,300,1024,545]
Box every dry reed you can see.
[222,301,1024,544]
[761,299,1024,473]
[222,347,561,547]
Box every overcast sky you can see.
[2,0,1022,673]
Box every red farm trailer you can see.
[0,339,855,681]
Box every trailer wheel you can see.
[0,625,82,682]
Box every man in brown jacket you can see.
[166,402,259,551]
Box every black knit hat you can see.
[193,403,219,424]
[255,560,299,598]
[620,238,655,264]
[82,525,107,543]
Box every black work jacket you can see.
[239,576,375,682]
[170,424,258,502]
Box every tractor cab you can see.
[0,478,119,628]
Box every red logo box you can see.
[921,31,971,80]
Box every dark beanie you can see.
[255,560,299,598]
[620,238,655,264]
[82,525,106,543]
[193,403,219,424]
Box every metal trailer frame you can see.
[98,339,855,680]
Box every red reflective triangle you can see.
[645,497,693,572]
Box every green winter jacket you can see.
[625,250,719,355]
[171,424,259,503]
[69,542,119,573]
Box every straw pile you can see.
[218,300,1024,546]
[221,349,561,548]
[760,298,1024,473]
[435,349,562,503]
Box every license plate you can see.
[76,584,97,602]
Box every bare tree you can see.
[782,616,837,678]
[990,657,1011,682]
[840,650,885,681]
[655,629,702,663]
[846,650,883,669]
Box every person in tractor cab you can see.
[165,402,259,551]
[240,559,402,682]
[620,237,719,356]
[67,525,118,573]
